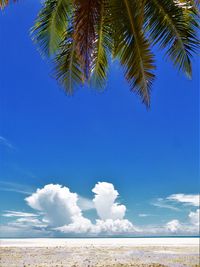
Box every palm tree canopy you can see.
[1,0,199,106]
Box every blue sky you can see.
[0,1,199,237]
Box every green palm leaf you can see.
[145,0,199,78]
[2,0,199,107]
[90,0,112,88]
[54,28,84,94]
[0,0,17,9]
[73,0,102,80]
[32,0,71,56]
[112,0,155,106]
[0,0,8,9]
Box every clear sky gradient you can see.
[0,1,199,237]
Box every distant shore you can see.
[0,238,199,267]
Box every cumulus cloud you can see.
[77,196,94,211]
[164,208,199,235]
[23,182,137,235]
[25,184,84,227]
[167,194,199,207]
[55,216,93,234]
[189,209,199,226]
[57,219,136,235]
[2,183,199,237]
[165,219,181,233]
[94,219,136,234]
[92,182,126,220]
[140,212,199,236]
[56,182,136,234]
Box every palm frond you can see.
[145,0,199,77]
[11,0,198,106]
[90,0,112,88]
[54,28,84,94]
[0,0,16,9]
[73,0,102,80]
[0,0,8,9]
[31,0,71,56]
[112,0,155,106]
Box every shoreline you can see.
[0,237,199,247]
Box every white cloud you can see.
[161,208,199,235]
[152,194,200,211]
[0,217,49,238]
[77,196,94,211]
[149,194,199,235]
[0,212,48,238]
[25,184,84,227]
[0,181,33,195]
[0,136,13,149]
[165,219,181,233]
[92,182,126,220]
[167,194,199,207]
[57,219,137,235]
[94,219,136,234]
[140,213,199,235]
[9,217,47,229]
[2,183,199,237]
[0,225,46,238]
[55,217,93,234]
[23,182,137,235]
[152,198,180,211]
[189,209,199,226]
[2,211,38,218]
[138,214,154,217]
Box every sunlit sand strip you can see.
[0,237,199,247]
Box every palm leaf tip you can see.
[146,0,199,79]
[54,30,84,94]
[0,0,5,9]
[90,0,112,89]
[73,0,103,81]
[112,0,155,106]
[0,0,13,9]
[31,0,71,57]
[28,0,199,106]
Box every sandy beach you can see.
[0,238,199,267]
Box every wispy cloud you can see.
[0,215,49,238]
[138,213,157,217]
[8,217,47,229]
[0,136,14,149]
[0,181,33,195]
[167,194,199,207]
[2,211,38,218]
[152,194,200,212]
[151,198,180,211]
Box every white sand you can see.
[0,238,199,267]
[0,237,199,247]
